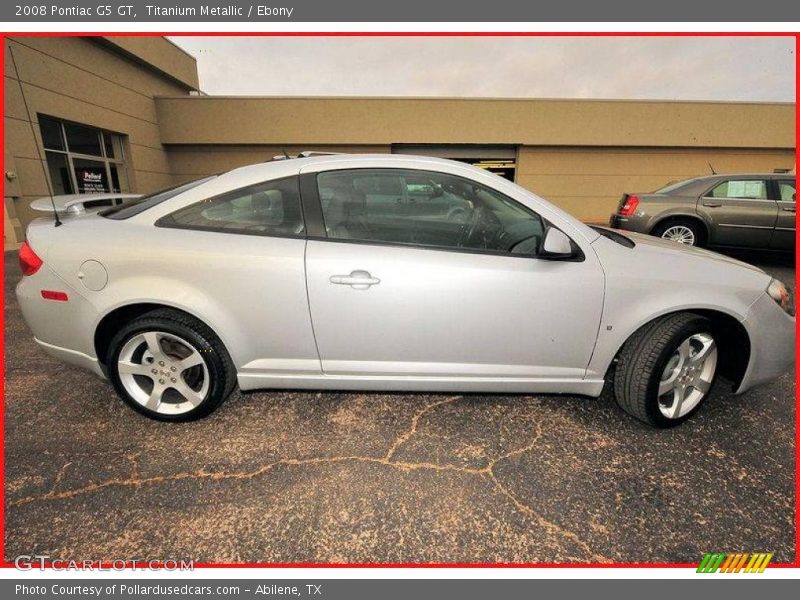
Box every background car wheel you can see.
[613,312,718,428]
[652,219,704,247]
[107,308,236,421]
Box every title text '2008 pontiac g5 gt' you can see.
[16,155,795,427]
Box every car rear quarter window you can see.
[156,176,305,238]
[102,175,217,219]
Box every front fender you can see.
[587,236,764,379]
[586,298,750,380]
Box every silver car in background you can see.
[610,173,796,250]
[16,155,795,427]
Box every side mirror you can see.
[541,227,575,259]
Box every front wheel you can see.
[107,309,236,421]
[613,313,718,428]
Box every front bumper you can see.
[737,292,795,393]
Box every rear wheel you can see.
[107,309,235,421]
[652,219,704,247]
[613,313,718,428]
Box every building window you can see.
[39,116,130,195]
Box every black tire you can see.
[651,218,705,247]
[106,308,236,422]
[613,312,717,428]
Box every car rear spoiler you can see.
[30,193,142,215]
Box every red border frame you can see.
[0,29,797,571]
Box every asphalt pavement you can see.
[3,249,795,564]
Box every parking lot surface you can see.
[4,250,795,564]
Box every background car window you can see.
[157,176,304,236]
[708,179,768,200]
[778,180,796,202]
[317,169,545,255]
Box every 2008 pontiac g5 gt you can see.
[16,155,795,427]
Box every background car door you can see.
[770,178,796,250]
[304,168,604,381]
[699,178,777,247]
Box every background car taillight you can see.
[618,195,640,216]
[19,241,43,276]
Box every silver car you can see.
[16,155,795,427]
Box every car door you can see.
[303,167,604,383]
[699,177,778,248]
[769,178,796,250]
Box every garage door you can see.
[392,145,517,182]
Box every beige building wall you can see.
[155,96,794,149]
[3,36,196,249]
[167,144,392,183]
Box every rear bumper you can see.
[737,292,795,393]
[609,213,650,234]
[16,265,102,376]
[34,337,106,378]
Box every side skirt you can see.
[237,373,605,397]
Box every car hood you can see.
[590,229,776,325]
[619,230,766,274]
[591,227,772,307]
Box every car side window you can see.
[708,179,768,200]
[778,180,796,203]
[317,169,546,256]
[157,176,305,237]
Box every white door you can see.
[304,167,604,383]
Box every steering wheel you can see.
[459,206,502,249]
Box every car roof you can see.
[206,154,494,195]
[228,153,468,174]
[688,172,794,181]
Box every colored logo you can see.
[697,553,773,573]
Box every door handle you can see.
[703,202,722,208]
[329,270,381,290]
[782,206,796,213]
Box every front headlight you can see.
[767,278,794,316]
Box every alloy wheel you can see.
[657,332,717,419]
[661,225,696,245]
[117,331,209,415]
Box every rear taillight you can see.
[19,241,43,276]
[618,195,640,216]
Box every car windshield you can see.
[101,175,218,219]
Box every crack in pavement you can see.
[385,395,462,461]
[8,396,609,562]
